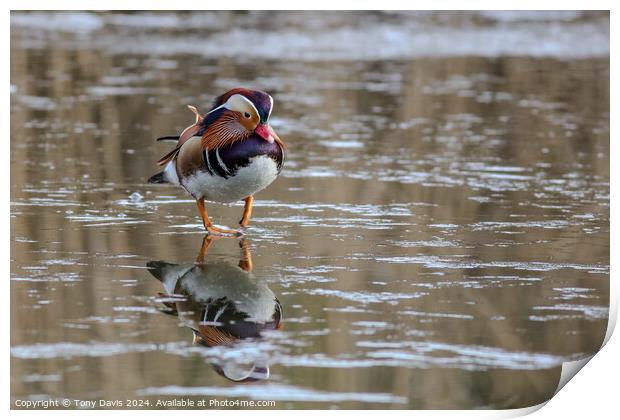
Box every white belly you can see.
[177,262,278,325]
[182,155,279,203]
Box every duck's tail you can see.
[147,171,168,184]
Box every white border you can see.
[5,2,615,419]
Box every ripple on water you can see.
[318,140,365,149]
[22,373,63,383]
[371,255,609,274]
[356,340,581,371]
[532,304,608,320]
[398,310,474,320]
[10,342,181,359]
[137,384,407,404]
[301,288,427,305]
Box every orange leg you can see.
[239,196,254,227]
[196,198,241,237]
[155,292,179,314]
[196,235,217,264]
[238,238,253,272]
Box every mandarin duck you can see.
[147,236,282,382]
[148,88,286,236]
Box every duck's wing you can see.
[156,135,179,142]
[156,105,204,166]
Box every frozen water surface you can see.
[10,11,609,409]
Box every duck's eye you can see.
[244,112,251,119]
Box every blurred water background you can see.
[10,11,609,409]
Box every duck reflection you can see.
[147,236,282,383]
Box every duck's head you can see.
[212,88,276,140]
[189,88,284,150]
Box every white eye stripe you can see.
[223,94,260,118]
[204,103,226,116]
[267,95,274,120]
[203,93,264,121]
